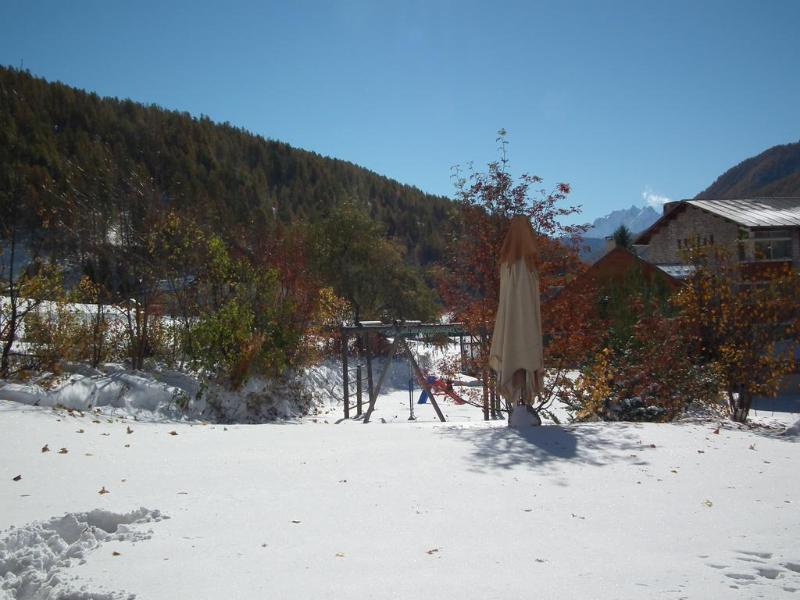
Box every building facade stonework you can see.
[639,205,740,264]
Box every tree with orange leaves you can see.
[436,131,587,419]
[674,247,800,422]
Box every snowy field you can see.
[2,381,799,600]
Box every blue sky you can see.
[1,0,798,222]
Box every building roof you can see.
[548,246,681,303]
[689,198,800,227]
[635,198,800,244]
[654,264,695,280]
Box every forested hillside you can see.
[0,66,453,379]
[695,140,800,199]
[0,66,453,265]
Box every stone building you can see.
[634,198,800,269]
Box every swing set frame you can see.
[340,321,468,423]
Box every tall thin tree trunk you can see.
[729,387,752,423]
[1,195,19,378]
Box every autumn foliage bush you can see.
[568,300,718,422]
[556,245,799,424]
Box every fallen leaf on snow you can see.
[12,474,21,481]
[127,426,134,434]
[168,431,178,436]
[427,548,439,555]
[112,551,121,556]
[291,520,301,524]
[335,552,345,558]
[703,499,713,507]
[98,486,110,495]
[41,444,50,453]
[58,448,68,454]
[76,429,84,433]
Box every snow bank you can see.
[0,370,188,421]
[0,365,316,424]
[0,507,165,600]
[784,417,800,439]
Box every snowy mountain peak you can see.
[586,205,660,238]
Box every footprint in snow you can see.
[739,550,773,559]
[705,551,800,590]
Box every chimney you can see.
[662,200,682,215]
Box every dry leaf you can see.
[426,548,439,555]
[703,499,713,507]
[291,520,301,524]
[112,551,121,556]
[168,431,178,436]
[335,552,345,558]
[12,474,21,481]
[76,429,84,433]
[98,486,109,495]
[58,448,68,454]
[127,426,133,434]
[41,444,50,453]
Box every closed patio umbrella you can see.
[488,215,545,423]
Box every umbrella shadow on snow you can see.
[439,423,647,473]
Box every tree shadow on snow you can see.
[439,423,648,473]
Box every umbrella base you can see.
[509,404,542,428]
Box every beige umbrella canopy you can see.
[488,215,545,409]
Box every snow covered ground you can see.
[2,387,799,599]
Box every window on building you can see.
[737,229,749,261]
[738,229,793,262]
[753,229,792,261]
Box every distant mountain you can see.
[585,205,660,238]
[695,141,800,199]
[580,205,660,262]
